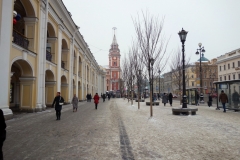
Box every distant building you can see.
[104,31,121,93]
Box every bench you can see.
[135,99,145,102]
[146,102,159,106]
[172,108,198,115]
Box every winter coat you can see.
[219,93,228,103]
[102,94,106,99]
[208,95,213,102]
[0,109,6,142]
[94,95,100,104]
[162,95,168,103]
[72,96,78,109]
[52,96,64,110]
[168,94,173,103]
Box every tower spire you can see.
[112,27,117,45]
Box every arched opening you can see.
[87,65,89,82]
[45,70,56,107]
[78,81,82,100]
[13,0,36,51]
[61,75,68,101]
[46,22,57,63]
[61,39,69,69]
[73,51,76,74]
[78,57,82,77]
[10,59,34,112]
[73,79,76,96]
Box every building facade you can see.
[105,33,121,92]
[0,0,105,118]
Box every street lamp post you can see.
[158,69,161,100]
[196,43,206,102]
[131,75,135,105]
[178,28,188,108]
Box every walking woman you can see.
[162,93,168,106]
[93,93,100,109]
[72,94,78,112]
[168,93,173,106]
[52,92,64,120]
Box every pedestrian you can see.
[208,94,213,107]
[89,94,92,102]
[0,109,6,160]
[219,90,228,113]
[52,92,64,120]
[71,94,78,112]
[102,94,106,102]
[93,93,100,109]
[86,94,89,102]
[162,93,168,106]
[169,93,173,106]
[108,94,110,100]
[196,92,200,106]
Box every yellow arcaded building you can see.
[0,0,106,119]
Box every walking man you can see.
[52,92,64,120]
[94,93,100,109]
[219,90,228,113]
[0,109,6,160]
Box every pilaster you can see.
[0,0,14,119]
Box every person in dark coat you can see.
[208,94,213,107]
[168,93,173,106]
[102,94,106,102]
[52,92,64,120]
[162,93,168,106]
[219,90,228,113]
[93,93,100,109]
[0,109,6,160]
[196,92,200,106]
[108,94,111,100]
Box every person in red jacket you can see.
[93,93,100,109]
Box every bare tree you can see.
[171,49,191,98]
[133,11,170,117]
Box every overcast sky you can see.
[62,0,240,73]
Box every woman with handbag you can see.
[52,92,64,120]
[93,93,100,109]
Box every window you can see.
[192,82,194,86]
[220,77,222,81]
[224,76,226,80]
[210,82,212,86]
[224,65,226,70]
[204,81,206,86]
[233,74,235,80]
[228,64,230,69]
[191,75,194,78]
[219,66,221,71]
[233,62,235,68]
[229,75,231,80]
[238,61,240,67]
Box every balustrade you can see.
[12,30,29,49]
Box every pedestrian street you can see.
[3,98,240,160]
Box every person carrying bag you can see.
[52,92,64,120]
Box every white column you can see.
[0,0,14,118]
[68,39,73,102]
[35,0,48,111]
[76,52,79,97]
[81,60,84,99]
[57,25,63,92]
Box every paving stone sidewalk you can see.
[3,98,240,160]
